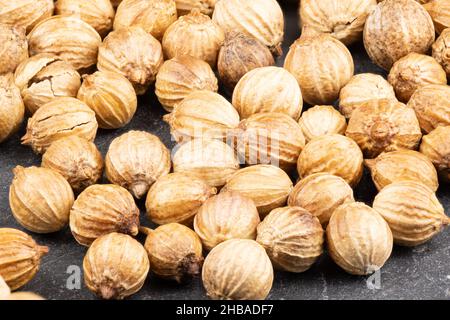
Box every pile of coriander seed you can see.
[0,0,449,301]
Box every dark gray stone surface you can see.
[0,3,449,300]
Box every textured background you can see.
[0,2,449,300]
